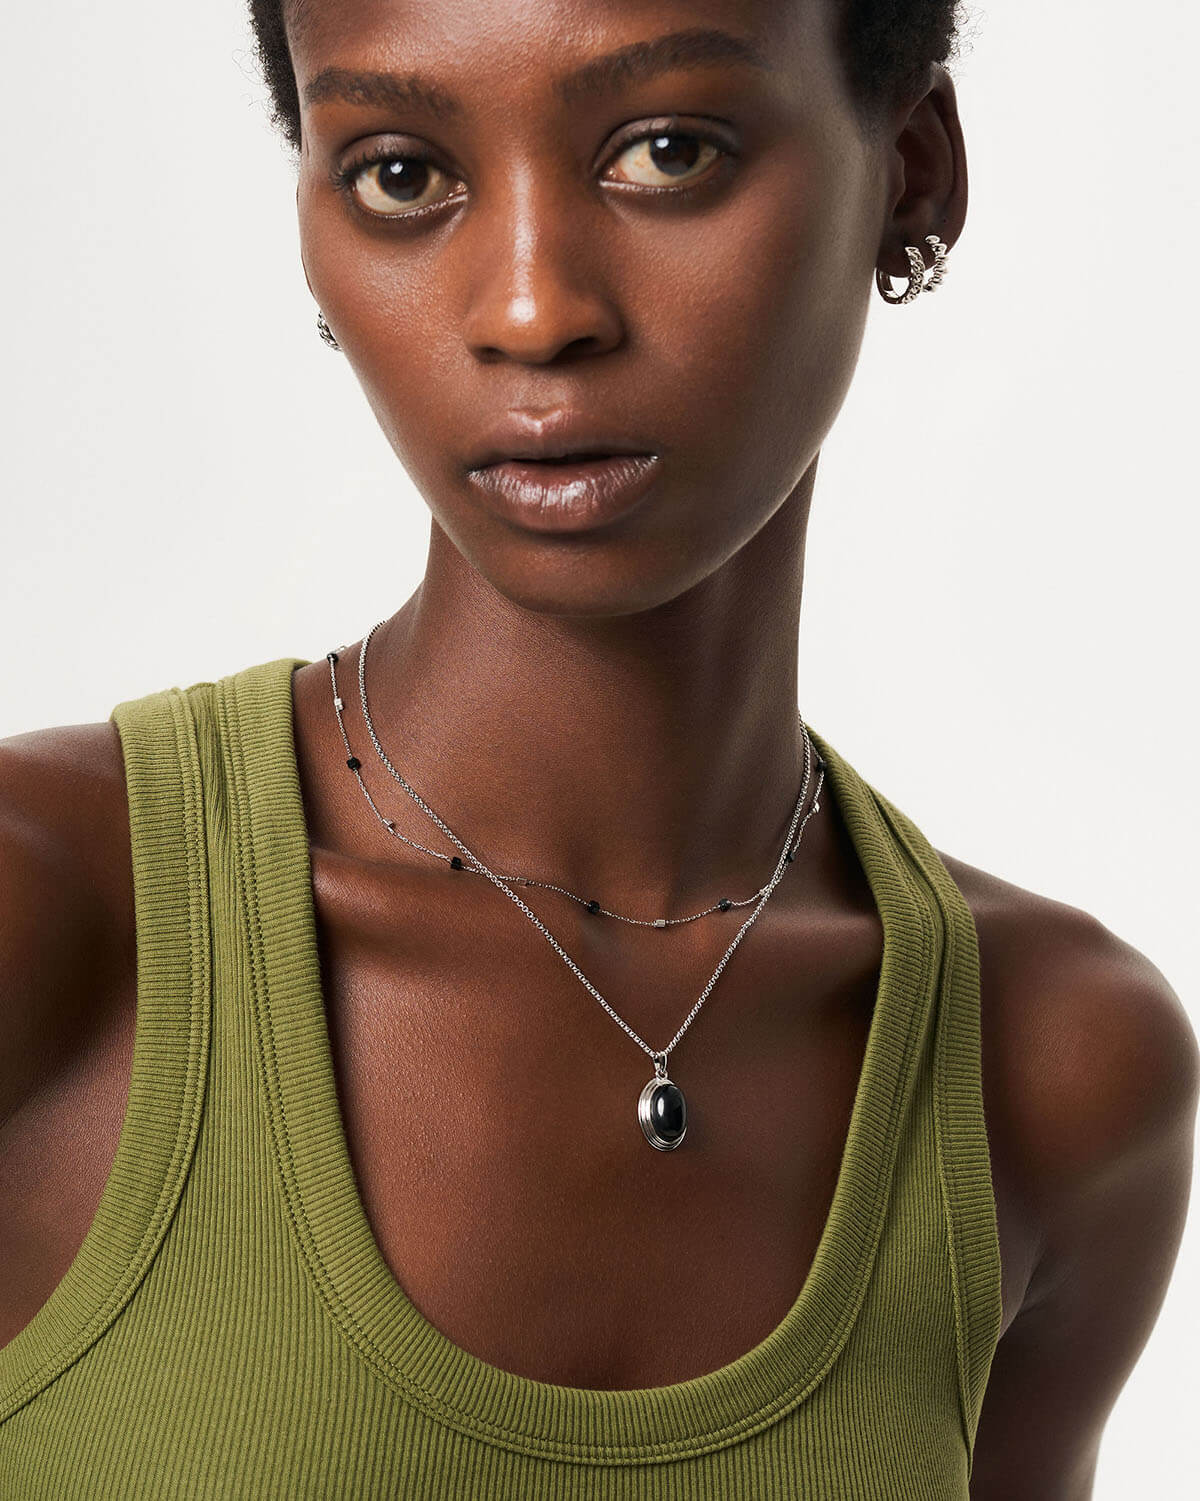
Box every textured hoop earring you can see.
[876,234,949,306]
[316,310,341,350]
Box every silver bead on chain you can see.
[325,625,827,1148]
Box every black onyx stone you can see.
[346,756,361,771]
[327,651,339,663]
[648,1082,687,1141]
[784,850,794,862]
[450,856,464,869]
[585,899,600,914]
[718,898,732,911]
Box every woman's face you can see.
[291,0,893,615]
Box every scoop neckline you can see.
[228,655,940,1464]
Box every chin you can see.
[440,516,735,621]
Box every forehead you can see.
[286,0,816,80]
[284,0,842,141]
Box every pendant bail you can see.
[653,1051,669,1079]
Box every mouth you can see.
[469,448,651,468]
[515,451,618,462]
[465,452,662,534]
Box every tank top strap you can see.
[0,678,211,1422]
[851,770,1004,1442]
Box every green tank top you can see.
[0,655,1003,1498]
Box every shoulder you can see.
[932,849,1198,1497]
[936,847,1198,1208]
[0,720,133,1130]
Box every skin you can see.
[0,3,1196,1497]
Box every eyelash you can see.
[329,119,738,222]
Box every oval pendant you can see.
[638,1057,687,1150]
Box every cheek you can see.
[297,176,438,434]
[635,145,876,503]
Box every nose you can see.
[460,178,625,365]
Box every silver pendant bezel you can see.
[638,1074,687,1151]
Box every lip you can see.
[464,406,661,470]
[467,453,662,534]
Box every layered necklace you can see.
[325,621,826,1150]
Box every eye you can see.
[603,125,729,192]
[333,148,462,219]
[331,121,735,222]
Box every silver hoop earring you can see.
[875,234,949,305]
[316,309,341,350]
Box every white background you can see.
[1,2,1197,1490]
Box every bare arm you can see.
[970,919,1199,1498]
[0,724,134,1349]
[0,754,91,1135]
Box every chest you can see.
[0,854,1036,1380]
[294,847,1039,1387]
[319,894,877,1386]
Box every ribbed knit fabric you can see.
[0,656,1003,1498]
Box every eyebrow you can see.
[300,27,773,119]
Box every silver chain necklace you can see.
[336,637,816,929]
[324,624,826,1150]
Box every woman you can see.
[0,1,1194,1497]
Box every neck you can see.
[329,484,819,915]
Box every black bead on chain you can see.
[450,856,464,870]
[346,756,361,771]
[585,899,601,914]
[718,898,732,911]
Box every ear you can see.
[877,62,968,280]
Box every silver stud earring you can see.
[316,309,341,350]
[876,234,949,305]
